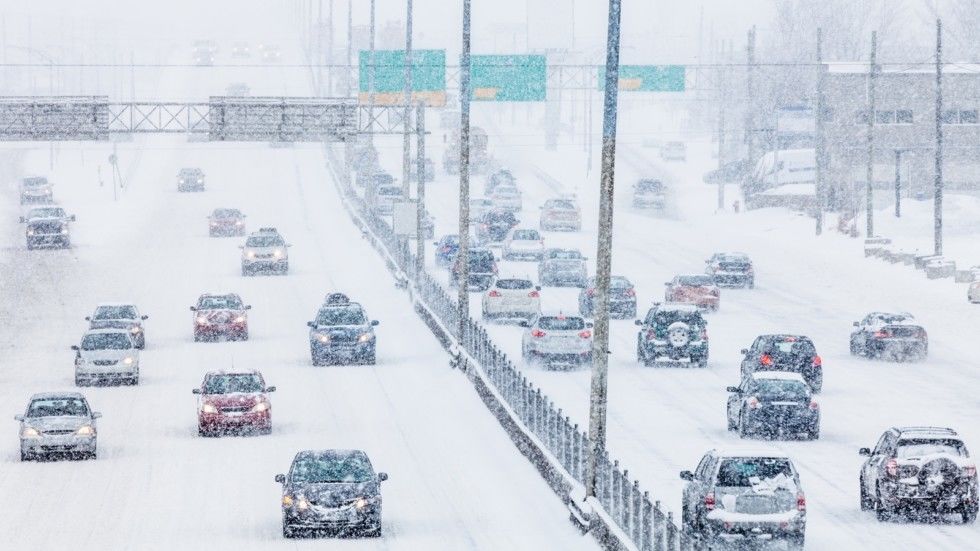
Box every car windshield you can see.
[610,277,632,288]
[488,212,516,224]
[754,379,809,400]
[677,276,714,286]
[440,235,460,246]
[81,332,132,351]
[874,313,912,324]
[93,306,138,320]
[538,316,585,331]
[27,398,89,417]
[203,374,265,394]
[213,209,241,218]
[180,169,201,176]
[496,279,533,290]
[512,230,540,240]
[199,296,243,310]
[495,187,519,197]
[896,439,968,459]
[291,453,375,483]
[246,235,284,247]
[637,180,663,192]
[23,177,48,187]
[716,458,793,487]
[545,200,575,210]
[316,306,367,326]
[29,208,65,218]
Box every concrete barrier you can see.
[925,259,956,279]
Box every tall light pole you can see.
[346,0,352,97]
[586,0,622,501]
[815,28,826,235]
[865,31,877,238]
[457,0,473,337]
[402,0,414,199]
[934,18,944,256]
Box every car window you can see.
[549,250,583,260]
[610,277,631,288]
[203,374,265,394]
[637,180,663,192]
[29,208,65,218]
[694,454,712,480]
[512,230,539,240]
[246,235,284,247]
[290,453,375,483]
[896,439,968,459]
[27,397,89,417]
[764,338,815,356]
[23,177,49,187]
[538,316,585,331]
[872,432,890,455]
[715,458,793,487]
[316,305,367,326]
[376,186,402,196]
[81,333,132,350]
[753,379,809,400]
[496,279,533,290]
[93,305,138,320]
[468,251,496,271]
[199,296,243,309]
[646,309,703,327]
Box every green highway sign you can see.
[599,65,686,92]
[471,55,547,101]
[359,49,446,106]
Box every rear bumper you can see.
[243,259,288,271]
[743,411,819,433]
[712,273,752,286]
[642,341,707,361]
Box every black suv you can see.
[451,248,498,291]
[579,276,636,318]
[849,312,928,361]
[705,252,754,288]
[307,297,379,365]
[859,427,978,523]
[740,335,822,392]
[635,303,708,368]
[726,372,819,439]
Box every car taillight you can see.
[747,396,760,409]
[809,400,819,410]
[704,493,715,511]
[528,290,540,298]
[579,330,592,339]
[963,465,977,478]
[812,355,822,368]
[646,329,656,340]
[625,288,636,297]
[700,329,708,340]
[488,290,501,297]
[796,494,806,512]
[531,329,546,338]
[760,354,773,366]
[873,330,889,338]
[586,288,595,297]
[885,459,899,477]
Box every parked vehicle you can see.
[194,371,275,436]
[635,303,707,367]
[191,293,251,341]
[307,296,379,365]
[450,248,497,291]
[538,248,587,287]
[177,168,206,192]
[539,198,582,232]
[705,252,755,288]
[661,141,687,161]
[740,335,822,392]
[726,372,819,439]
[665,275,720,311]
[502,228,544,261]
[19,176,54,204]
[16,392,101,461]
[481,277,541,322]
[579,276,636,318]
[86,303,148,349]
[73,329,140,386]
[208,208,246,237]
[632,179,667,209]
[850,312,928,361]
[971,280,980,303]
[521,314,593,368]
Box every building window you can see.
[942,110,959,124]
[896,110,913,124]
[875,110,895,124]
[960,110,978,124]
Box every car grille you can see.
[92,360,118,366]
[43,429,75,436]
[221,406,250,413]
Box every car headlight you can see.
[59,228,68,234]
[234,315,246,324]
[196,316,208,325]
[354,497,370,510]
[21,427,40,438]
[235,220,243,226]
[76,425,95,436]
[179,179,185,183]
[197,179,203,183]
[43,189,52,194]
[246,251,256,259]
[130,325,142,333]
[251,402,268,413]
[316,333,330,343]
[282,495,294,507]
[122,356,134,365]
[201,403,218,414]
[358,333,374,343]
[210,222,218,227]
[27,230,35,236]
[297,497,310,510]
[273,249,284,258]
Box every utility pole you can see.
[327,0,334,95]
[716,42,726,211]
[815,28,826,235]
[416,102,426,273]
[866,31,877,238]
[367,0,377,143]
[346,0,352,97]
[586,0,623,502]
[402,0,414,199]
[317,0,323,94]
[934,18,944,256]
[895,149,904,217]
[457,0,473,337]
[745,27,756,177]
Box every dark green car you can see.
[635,303,708,368]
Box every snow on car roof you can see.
[657,303,700,313]
[30,391,86,400]
[711,446,792,459]
[896,426,959,438]
[207,369,262,377]
[94,302,138,307]
[751,371,807,383]
[84,327,134,335]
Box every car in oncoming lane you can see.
[579,275,636,318]
[665,274,720,311]
[193,371,275,436]
[521,313,593,368]
[86,302,148,349]
[476,209,519,244]
[635,303,707,368]
[16,392,101,461]
[849,312,927,361]
[241,227,290,275]
[177,167,205,192]
[209,208,246,236]
[481,277,541,322]
[970,280,980,303]
[632,178,667,210]
[705,252,754,288]
[73,329,140,386]
[740,335,822,393]
[726,371,819,440]
[191,293,251,341]
[308,296,379,365]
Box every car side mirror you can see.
[377,472,388,482]
[14,414,24,421]
[663,282,670,286]
[307,321,315,328]
[634,319,643,326]
[245,305,252,310]
[680,470,694,481]
[852,321,859,327]
[237,245,244,249]
[275,474,286,484]
[71,345,79,351]
[192,389,201,394]
[84,316,91,321]
[70,215,77,222]
[142,315,149,320]
[92,412,102,419]
[18,216,25,223]
[726,386,740,393]
[740,348,748,355]
[518,320,530,328]
[859,448,871,456]
[190,306,197,312]
[371,320,380,326]
[266,386,276,392]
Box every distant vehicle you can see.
[19,176,54,204]
[859,426,978,523]
[469,197,494,221]
[445,126,488,174]
[192,48,215,66]
[261,44,282,62]
[660,141,687,161]
[433,234,460,268]
[451,248,497,291]
[632,179,666,209]
[407,157,436,182]
[490,184,522,212]
[16,392,101,461]
[307,296,379,365]
[231,41,250,58]
[276,449,388,538]
[23,211,72,250]
[193,371,274,436]
[579,275,636,318]
[635,303,707,367]
[680,449,806,550]
[705,252,755,288]
[740,335,822,392]
[20,206,73,223]
[476,209,519,244]
[191,293,251,341]
[971,281,980,303]
[177,168,205,192]
[539,198,582,232]
[849,312,928,361]
[502,228,544,261]
[484,169,516,196]
[665,274,720,311]
[481,277,541,322]
[726,372,819,439]
[73,329,140,386]
[520,314,593,368]
[241,228,290,275]
[226,82,250,96]
[538,248,587,288]
[86,303,148,349]
[193,39,218,54]
[372,183,404,216]
[208,208,246,237]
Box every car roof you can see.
[709,446,792,460]
[94,302,138,308]
[715,252,750,259]
[179,167,202,172]
[198,293,241,301]
[30,391,86,400]
[205,370,263,378]
[750,371,807,383]
[294,449,368,460]
[496,276,533,283]
[677,273,715,280]
[538,312,585,320]
[759,334,811,342]
[894,426,959,438]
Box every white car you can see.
[72,329,140,386]
[481,277,541,322]
[521,314,593,368]
[20,176,54,204]
[502,228,544,261]
[241,227,290,275]
[539,198,582,231]
[491,184,522,212]
[86,303,148,349]
[969,280,980,303]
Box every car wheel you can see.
[74,375,86,387]
[784,536,805,551]
[737,412,750,438]
[87,451,98,460]
[875,486,892,522]
[363,521,382,538]
[859,476,873,511]
[807,425,820,440]
[239,331,249,341]
[363,351,377,365]
[283,523,298,539]
[961,505,978,524]
[849,339,860,356]
[748,279,755,289]
[726,414,736,431]
[20,451,31,462]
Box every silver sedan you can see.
[16,392,100,461]
[521,314,593,368]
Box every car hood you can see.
[24,415,92,432]
[286,481,380,506]
[79,348,133,361]
[203,393,264,408]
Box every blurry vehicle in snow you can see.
[73,329,140,386]
[16,392,100,461]
[20,206,72,223]
[971,281,980,303]
[680,449,806,550]
[476,209,519,244]
[849,312,928,361]
[579,275,636,318]
[520,314,593,368]
[660,141,687,161]
[490,184,523,212]
[193,39,218,54]
[539,197,582,232]
[225,82,250,96]
[445,126,488,174]
[407,157,436,182]
[450,248,497,291]
[538,248,587,287]
[307,298,379,366]
[481,277,541,322]
[241,227,290,275]
[208,208,246,237]
[502,228,544,261]
[740,335,822,393]
[231,41,250,58]
[371,183,404,216]
[276,449,388,538]
[635,303,707,367]
[177,167,205,192]
[261,44,282,62]
[484,168,516,196]
[469,197,494,221]
[19,176,54,204]
[191,293,251,341]
[726,372,819,440]
[23,211,72,250]
[859,427,978,523]
[192,46,215,66]
[705,252,755,288]
[193,371,274,436]
[665,274,720,311]
[86,303,148,349]
[433,234,460,268]
[632,178,667,209]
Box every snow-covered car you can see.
[72,329,140,386]
[705,252,755,288]
[520,314,593,368]
[740,334,822,393]
[632,178,666,209]
[502,228,544,261]
[19,176,54,204]
[481,277,541,322]
[241,227,290,275]
[538,248,587,287]
[680,449,806,550]
[635,303,707,367]
[20,206,73,224]
[276,449,388,538]
[490,184,522,212]
[231,41,250,57]
[308,296,379,365]
[469,197,494,221]
[665,274,720,311]
[177,167,205,192]
[726,372,819,439]
[859,426,978,523]
[193,371,275,436]
[209,208,246,237]
[971,280,980,303]
[192,48,214,66]
[23,212,72,249]
[86,303,148,349]
[261,44,282,62]
[476,209,519,244]
[579,275,636,318]
[539,198,581,232]
[451,248,497,291]
[372,183,404,216]
[191,293,251,341]
[433,234,460,268]
[660,141,687,161]
[16,392,101,461]
[849,312,928,361]
[484,168,516,196]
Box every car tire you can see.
[696,357,708,369]
[20,451,31,462]
[87,451,98,460]
[849,339,860,356]
[363,351,377,365]
[961,505,978,524]
[311,352,325,367]
[75,375,86,387]
[785,536,805,551]
[807,425,820,440]
[194,333,203,342]
[738,412,751,438]
[239,332,249,341]
[859,476,873,511]
[875,487,892,522]
[283,523,297,539]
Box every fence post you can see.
[642,493,653,551]
[632,480,642,544]
[620,469,630,531]
[654,501,664,551]
[572,425,582,481]
[666,512,677,551]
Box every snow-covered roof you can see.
[94,302,138,307]
[751,371,807,383]
[30,391,85,400]
[711,446,792,459]
[896,426,959,438]
[657,303,700,313]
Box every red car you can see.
[193,371,275,436]
[665,275,720,311]
[191,293,250,341]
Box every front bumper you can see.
[210,224,245,235]
[199,411,270,433]
[243,258,287,271]
[541,218,581,230]
[27,234,70,247]
[284,503,380,533]
[21,435,96,456]
[195,322,247,337]
[704,517,804,545]
[311,342,375,363]
[76,364,138,382]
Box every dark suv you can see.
[476,209,519,243]
[307,297,379,365]
[579,276,636,318]
[726,372,819,439]
[705,252,754,288]
[860,427,978,523]
[451,248,498,291]
[635,303,708,368]
[740,335,822,393]
[850,312,928,361]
